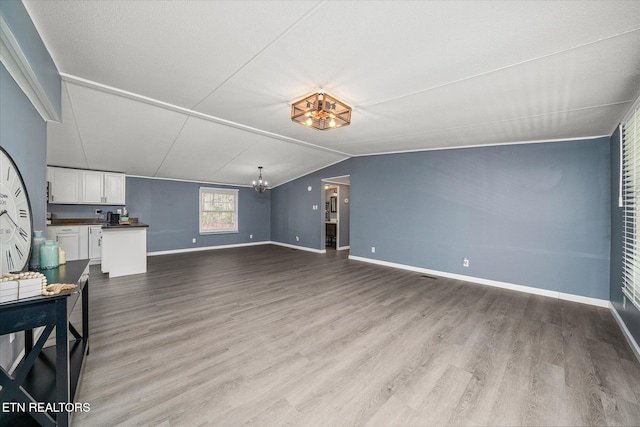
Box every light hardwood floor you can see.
[73,245,640,426]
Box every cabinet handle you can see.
[98,237,102,247]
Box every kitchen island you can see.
[101,223,149,278]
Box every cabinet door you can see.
[82,171,104,204]
[104,173,125,205]
[89,226,102,260]
[56,233,81,261]
[49,167,80,203]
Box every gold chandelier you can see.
[291,92,352,130]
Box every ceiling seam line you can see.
[359,27,640,108]
[338,100,634,147]
[152,115,191,177]
[346,135,612,158]
[209,143,258,177]
[189,0,328,110]
[63,82,91,169]
[60,73,351,158]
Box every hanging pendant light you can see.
[252,166,268,193]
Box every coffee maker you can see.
[106,211,120,225]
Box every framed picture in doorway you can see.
[330,196,337,213]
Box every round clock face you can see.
[0,148,32,273]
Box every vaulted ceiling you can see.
[23,0,640,187]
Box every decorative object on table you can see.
[252,166,268,193]
[291,92,352,130]
[30,230,46,269]
[42,283,76,296]
[40,240,59,269]
[0,271,47,302]
[58,246,66,265]
[0,147,33,274]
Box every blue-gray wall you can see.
[0,0,61,120]
[609,126,640,345]
[0,0,59,371]
[123,177,270,252]
[272,138,611,300]
[272,160,352,249]
[0,66,48,232]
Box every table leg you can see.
[83,278,89,354]
[25,329,33,356]
[55,297,70,427]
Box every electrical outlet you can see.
[192,238,196,243]
[463,258,469,267]
[250,234,253,239]
[296,236,300,242]
[371,246,376,253]
[117,208,122,214]
[95,209,102,215]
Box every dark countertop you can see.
[48,218,147,228]
[101,222,149,229]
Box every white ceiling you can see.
[23,0,640,187]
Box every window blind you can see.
[622,102,640,310]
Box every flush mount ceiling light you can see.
[252,166,268,193]
[291,92,352,130]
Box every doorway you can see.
[321,175,350,251]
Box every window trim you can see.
[199,187,239,235]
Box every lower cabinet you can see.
[46,226,89,262]
[89,226,103,262]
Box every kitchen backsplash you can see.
[47,204,126,220]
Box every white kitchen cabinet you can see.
[48,167,80,204]
[89,226,103,262]
[81,170,126,205]
[46,226,89,261]
[104,172,126,204]
[81,170,105,204]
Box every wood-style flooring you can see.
[73,245,640,426]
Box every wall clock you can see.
[0,147,32,273]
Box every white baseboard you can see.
[609,303,640,363]
[348,255,609,308]
[148,241,270,256]
[270,241,326,254]
[337,245,350,251]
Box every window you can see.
[199,187,238,234]
[622,101,640,310]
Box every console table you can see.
[0,260,90,427]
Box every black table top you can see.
[0,259,90,308]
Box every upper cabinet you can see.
[48,167,126,205]
[102,173,126,205]
[81,170,104,204]
[48,167,80,203]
